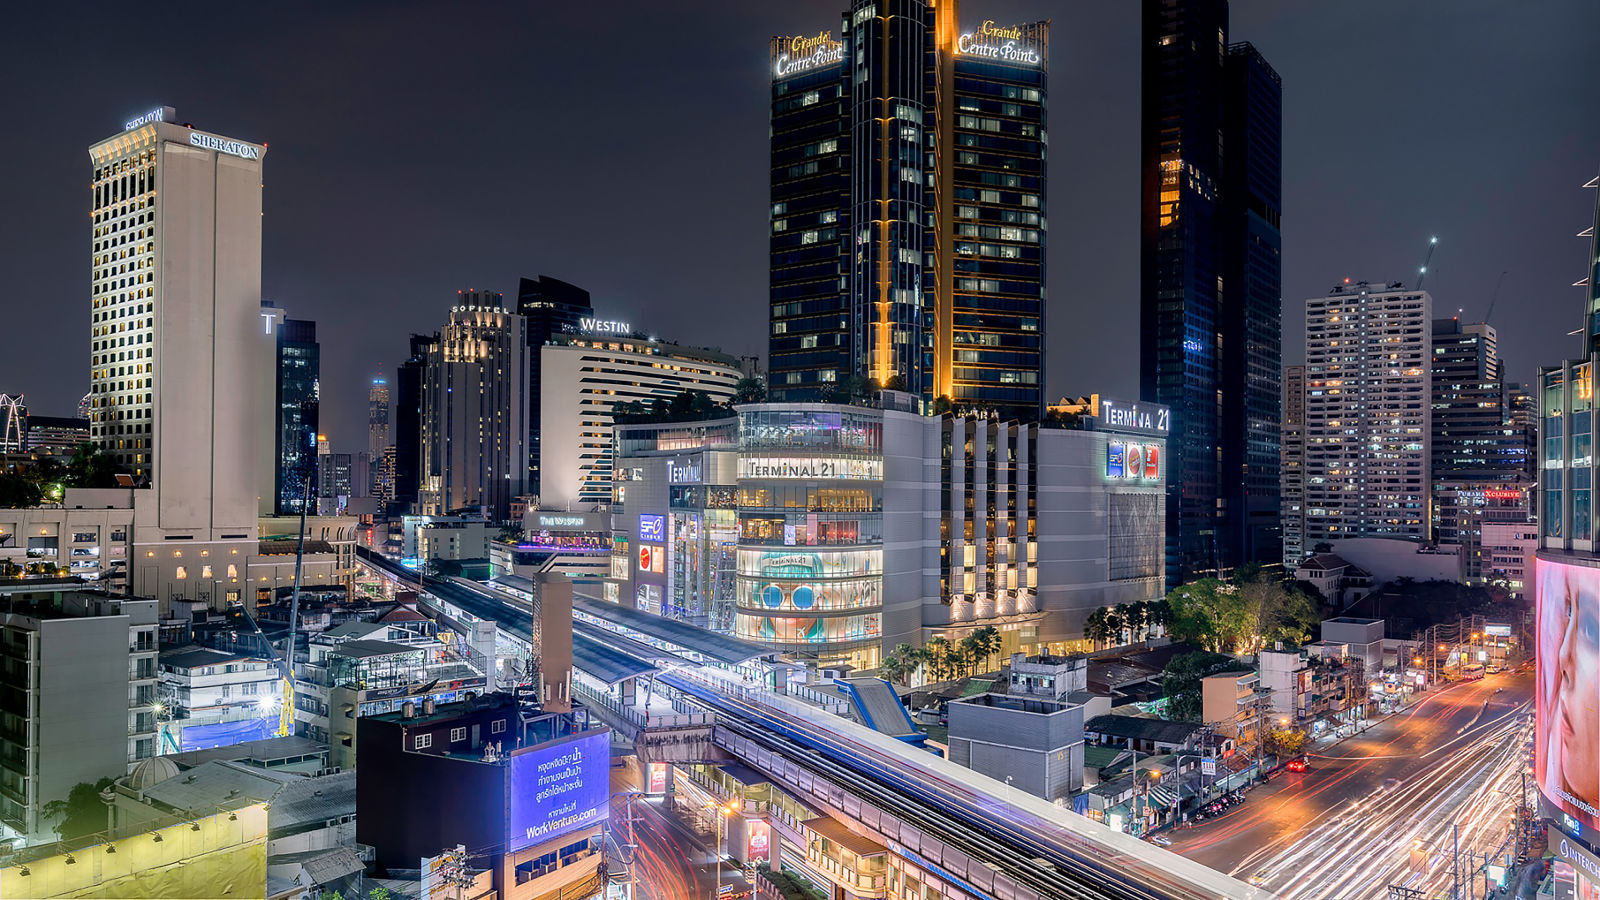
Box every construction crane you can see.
[1415,235,1438,291]
[1484,270,1508,324]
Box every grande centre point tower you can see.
[767,1,1049,421]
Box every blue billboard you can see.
[639,514,666,543]
[507,730,610,852]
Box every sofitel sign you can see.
[189,131,263,160]
[774,30,845,78]
[957,21,1040,65]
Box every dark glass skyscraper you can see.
[1140,0,1281,583]
[516,275,592,491]
[768,1,1048,421]
[274,318,319,515]
[392,333,433,514]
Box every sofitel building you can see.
[767,2,1049,422]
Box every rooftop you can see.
[167,735,328,771]
[805,816,887,856]
[952,694,1076,715]
[328,638,419,660]
[160,645,268,670]
[1083,714,1201,745]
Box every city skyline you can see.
[2,1,1596,454]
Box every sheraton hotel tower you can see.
[768,1,1049,421]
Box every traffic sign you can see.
[1201,758,1216,776]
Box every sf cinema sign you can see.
[1107,441,1161,482]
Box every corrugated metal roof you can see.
[572,592,773,665]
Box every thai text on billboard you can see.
[507,730,610,852]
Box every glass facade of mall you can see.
[735,406,886,671]
[767,2,1049,422]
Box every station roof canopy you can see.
[572,592,774,667]
[572,631,659,686]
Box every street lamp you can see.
[714,800,739,900]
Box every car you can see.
[1384,777,1401,790]
[1286,757,1308,773]
[1150,834,1173,847]
[1250,870,1270,887]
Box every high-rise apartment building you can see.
[89,108,267,610]
[767,2,1049,422]
[539,334,742,510]
[368,374,390,494]
[516,275,593,491]
[1280,365,1306,564]
[1303,281,1432,547]
[1430,318,1531,579]
[392,334,432,514]
[420,291,528,521]
[1140,0,1283,582]
[0,590,158,838]
[274,317,319,515]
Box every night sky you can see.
[2,1,1596,453]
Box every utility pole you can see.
[1453,822,1460,900]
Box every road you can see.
[1168,668,1534,899]
[610,758,753,900]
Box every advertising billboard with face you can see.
[507,730,610,853]
[1539,557,1600,833]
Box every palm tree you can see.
[1146,597,1172,636]
[972,626,1003,671]
[958,634,984,677]
[1113,602,1133,644]
[1084,608,1110,649]
[924,637,953,682]
[1102,606,1126,648]
[1125,602,1149,642]
[880,643,918,685]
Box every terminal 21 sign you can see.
[1107,441,1161,482]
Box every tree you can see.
[1144,598,1173,637]
[1166,578,1240,653]
[733,375,767,404]
[1265,728,1307,757]
[1107,602,1132,643]
[64,442,122,489]
[1125,602,1150,642]
[43,777,114,841]
[958,634,985,678]
[882,374,907,392]
[924,637,954,682]
[0,471,45,508]
[970,626,1003,671]
[1161,652,1250,722]
[845,373,877,404]
[1083,608,1111,649]
[931,396,954,416]
[880,643,919,686]
[368,889,393,900]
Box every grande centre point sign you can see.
[957,20,1042,65]
[773,30,845,78]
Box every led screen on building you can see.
[1538,557,1600,834]
[507,730,610,852]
